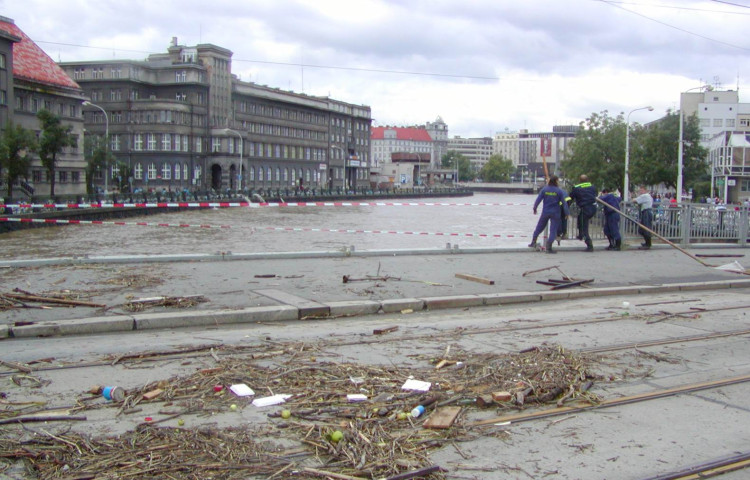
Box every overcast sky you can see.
[2,0,749,137]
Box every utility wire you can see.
[36,40,498,81]
[597,0,750,51]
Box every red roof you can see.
[0,19,80,90]
[371,126,433,142]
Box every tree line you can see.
[0,109,110,200]
[441,109,709,199]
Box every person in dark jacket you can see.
[569,174,598,252]
[529,175,569,254]
[599,189,622,250]
[634,186,654,249]
[557,194,573,243]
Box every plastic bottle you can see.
[411,405,425,418]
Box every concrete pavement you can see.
[1,241,749,338]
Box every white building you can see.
[447,136,493,172]
[492,130,520,165]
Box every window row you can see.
[32,170,82,183]
[236,101,326,125]
[15,95,78,118]
[237,120,327,141]
[87,89,207,105]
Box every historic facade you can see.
[0,16,87,199]
[59,38,371,193]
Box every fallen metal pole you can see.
[594,197,714,267]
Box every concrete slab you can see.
[254,288,329,318]
[12,316,134,338]
[327,300,381,317]
[134,306,298,331]
[0,325,8,339]
[380,298,425,313]
[421,294,484,310]
[480,292,542,306]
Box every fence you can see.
[568,202,750,246]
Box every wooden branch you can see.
[0,415,87,425]
[455,273,494,285]
[6,291,105,308]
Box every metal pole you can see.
[624,106,654,203]
[83,101,109,195]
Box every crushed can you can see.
[102,386,125,402]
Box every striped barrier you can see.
[261,226,528,238]
[0,217,231,229]
[0,216,528,238]
[0,201,531,209]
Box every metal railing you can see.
[568,202,750,245]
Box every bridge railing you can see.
[567,202,749,245]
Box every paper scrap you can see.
[252,394,292,407]
[347,394,368,402]
[715,261,747,273]
[401,379,431,392]
[229,384,255,397]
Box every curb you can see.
[4,279,750,339]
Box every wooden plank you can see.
[422,406,461,429]
[455,273,494,285]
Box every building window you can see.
[147,163,156,180]
[276,167,280,181]
[134,163,142,180]
[196,137,202,152]
[162,163,171,180]
[183,136,188,152]
[212,137,221,153]
[73,67,85,79]
[175,71,187,82]
[249,166,255,181]
[0,90,5,105]
[194,165,201,180]
[134,133,143,151]
[31,98,39,113]
[183,164,188,180]
[72,171,80,183]
[700,118,710,127]
[726,119,736,128]
[713,118,723,127]
[111,68,121,78]
[110,89,122,101]
[147,134,156,151]
[175,92,186,101]
[258,167,264,182]
[111,134,120,151]
[175,163,181,180]
[162,133,171,150]
[93,67,104,79]
[267,167,272,181]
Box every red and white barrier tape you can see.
[261,226,528,238]
[0,201,530,209]
[0,217,231,229]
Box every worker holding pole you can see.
[569,174,598,252]
[529,175,569,254]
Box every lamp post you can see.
[677,86,705,204]
[624,105,654,202]
[224,128,243,191]
[82,101,109,195]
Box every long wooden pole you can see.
[594,197,714,267]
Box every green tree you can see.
[632,111,707,192]
[561,110,627,193]
[479,154,515,182]
[84,135,108,195]
[0,122,37,200]
[441,150,473,182]
[37,109,77,198]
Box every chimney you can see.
[171,36,178,47]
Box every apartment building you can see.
[59,37,371,193]
[0,17,87,199]
[518,125,579,179]
[447,136,492,173]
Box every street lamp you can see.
[677,86,705,204]
[224,128,243,191]
[624,105,654,202]
[82,101,109,195]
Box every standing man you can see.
[599,189,622,250]
[569,174,598,252]
[529,175,569,254]
[634,186,654,249]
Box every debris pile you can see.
[0,344,602,479]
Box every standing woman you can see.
[529,175,569,254]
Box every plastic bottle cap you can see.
[411,405,425,418]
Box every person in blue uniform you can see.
[569,174,598,252]
[529,175,569,254]
[599,188,622,250]
[557,194,573,243]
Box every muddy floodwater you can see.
[1,193,538,260]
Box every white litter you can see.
[401,379,431,392]
[715,261,747,273]
[252,394,292,407]
[229,384,255,397]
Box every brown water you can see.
[0,193,537,260]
